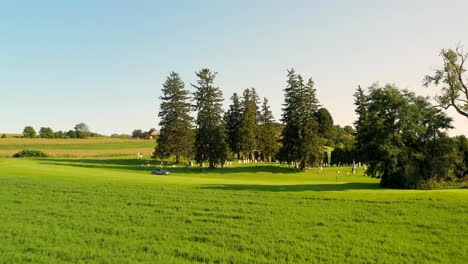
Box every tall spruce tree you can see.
[156,72,194,164]
[192,68,227,168]
[239,88,259,159]
[297,78,322,169]
[257,97,279,162]
[279,69,322,169]
[224,93,242,158]
[279,69,302,165]
[353,85,368,162]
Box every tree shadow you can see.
[39,158,299,174]
[201,182,381,192]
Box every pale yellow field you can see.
[0,148,155,158]
[0,137,150,146]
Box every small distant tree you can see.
[23,126,36,138]
[110,134,132,139]
[54,131,65,138]
[39,127,54,138]
[74,123,90,138]
[1,134,6,138]
[66,130,77,138]
[132,129,143,139]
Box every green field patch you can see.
[0,158,466,263]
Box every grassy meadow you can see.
[0,154,467,263]
[0,137,155,157]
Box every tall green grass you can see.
[0,158,466,263]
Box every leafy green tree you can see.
[343,125,354,135]
[132,129,143,139]
[23,126,36,138]
[327,125,355,150]
[357,84,453,189]
[74,123,90,138]
[224,93,242,158]
[424,45,468,118]
[66,130,77,138]
[192,68,227,168]
[450,135,468,180]
[39,127,54,138]
[331,148,354,164]
[54,131,65,138]
[239,88,259,159]
[315,108,333,137]
[257,98,279,161]
[156,72,194,164]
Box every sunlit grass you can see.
[0,158,466,263]
[0,138,155,157]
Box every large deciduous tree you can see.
[356,84,453,189]
[424,45,468,118]
[156,72,194,164]
[192,68,227,168]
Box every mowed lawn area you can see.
[0,158,467,263]
[0,138,155,157]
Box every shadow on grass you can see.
[201,182,381,192]
[39,158,298,174]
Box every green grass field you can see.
[0,157,466,263]
[0,138,155,157]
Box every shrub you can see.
[13,149,48,158]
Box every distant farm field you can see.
[0,138,155,157]
[0,158,466,263]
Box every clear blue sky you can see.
[1,0,467,136]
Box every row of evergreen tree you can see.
[155,68,332,169]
